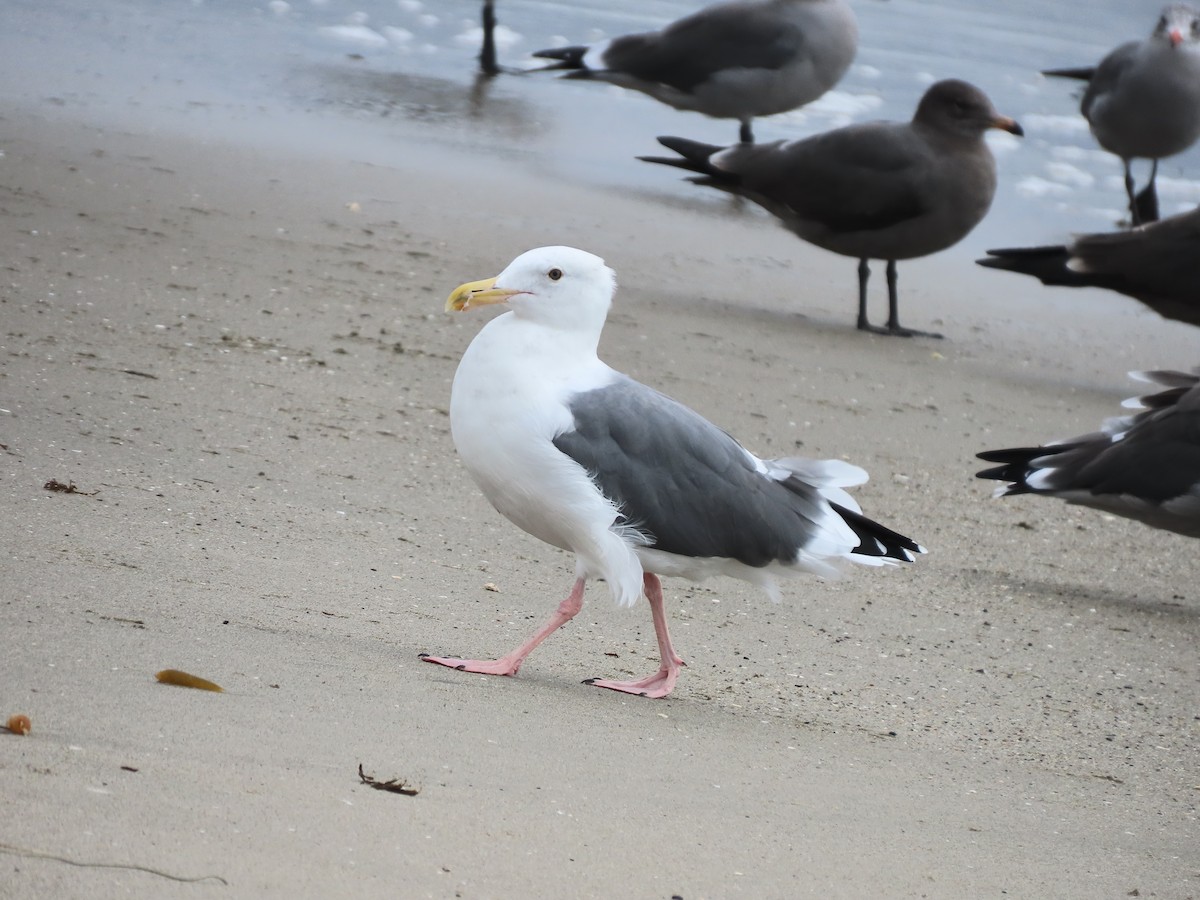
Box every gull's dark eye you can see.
[548,268,563,281]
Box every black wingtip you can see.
[830,502,925,563]
[974,447,1049,492]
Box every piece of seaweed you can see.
[357,763,420,796]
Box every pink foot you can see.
[583,572,686,698]
[419,578,587,683]
[420,654,522,676]
[584,660,684,699]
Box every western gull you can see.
[640,79,1023,338]
[977,205,1200,329]
[977,369,1200,538]
[1043,4,1200,225]
[422,246,923,698]
[530,0,858,143]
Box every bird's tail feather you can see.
[637,136,727,178]
[1042,66,1095,81]
[976,246,1081,287]
[530,45,589,70]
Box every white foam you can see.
[1155,174,1200,202]
[1015,176,1072,198]
[383,26,413,46]
[986,130,1022,154]
[1049,145,1112,164]
[454,23,522,50]
[1044,161,1094,188]
[319,24,389,48]
[1021,113,1091,136]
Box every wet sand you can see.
[2,100,1198,898]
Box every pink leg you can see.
[421,578,585,677]
[585,573,685,699]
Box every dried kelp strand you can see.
[155,669,224,692]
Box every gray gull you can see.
[640,79,1023,337]
[532,0,858,143]
[1044,4,1200,224]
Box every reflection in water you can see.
[304,65,539,137]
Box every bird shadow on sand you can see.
[966,566,1198,623]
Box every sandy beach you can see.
[2,67,1198,900]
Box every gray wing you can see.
[719,126,931,232]
[602,1,813,92]
[552,376,834,566]
[1081,40,1140,117]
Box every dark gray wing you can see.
[977,206,1200,326]
[552,376,835,567]
[603,2,811,92]
[714,126,930,233]
[977,371,1200,535]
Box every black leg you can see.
[1123,159,1142,226]
[479,0,500,77]
[739,119,754,144]
[879,260,942,338]
[855,258,871,331]
[1134,159,1160,225]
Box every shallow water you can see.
[5,0,1200,251]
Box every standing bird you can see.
[423,247,923,698]
[1044,4,1200,225]
[977,205,1200,329]
[640,79,1023,337]
[977,369,1200,538]
[531,0,858,143]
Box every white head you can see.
[446,246,617,336]
[1154,4,1200,47]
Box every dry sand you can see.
[2,99,1198,899]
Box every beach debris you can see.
[0,841,227,885]
[154,669,224,692]
[5,714,32,735]
[43,479,98,495]
[357,763,420,796]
